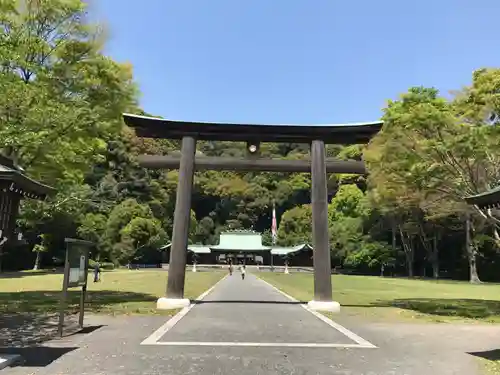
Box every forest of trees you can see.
[2,1,500,282]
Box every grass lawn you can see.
[481,358,500,375]
[257,272,500,324]
[0,269,224,316]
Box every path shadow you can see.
[0,346,77,367]
[0,270,63,279]
[0,290,156,347]
[468,349,500,361]
[370,298,500,319]
[191,299,307,305]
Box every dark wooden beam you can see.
[166,136,196,299]
[138,155,367,174]
[311,140,333,302]
[123,113,383,144]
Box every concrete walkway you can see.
[143,273,370,347]
[4,272,500,375]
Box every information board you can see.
[66,240,90,288]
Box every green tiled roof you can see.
[187,245,211,254]
[271,244,312,256]
[210,230,270,251]
[464,186,500,209]
[159,243,211,253]
[159,231,313,255]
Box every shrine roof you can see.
[123,113,383,144]
[464,186,500,209]
[0,157,55,199]
[210,230,270,251]
[160,239,312,255]
[270,244,312,255]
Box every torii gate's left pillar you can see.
[157,136,196,310]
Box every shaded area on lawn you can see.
[0,290,157,315]
[257,273,500,322]
[0,290,156,347]
[0,270,62,279]
[371,298,500,320]
[0,346,78,367]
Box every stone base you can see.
[0,354,23,370]
[157,297,191,310]
[307,300,341,313]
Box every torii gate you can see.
[123,113,382,312]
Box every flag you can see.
[271,202,277,245]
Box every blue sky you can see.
[90,0,499,124]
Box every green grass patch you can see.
[472,349,500,375]
[0,270,224,316]
[258,273,500,323]
[480,358,500,375]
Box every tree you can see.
[366,78,500,283]
[120,217,167,263]
[0,0,139,269]
[102,199,157,263]
[277,205,312,246]
[32,234,49,271]
[0,0,137,185]
[344,241,395,276]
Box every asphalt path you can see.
[4,271,500,374]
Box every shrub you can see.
[88,259,115,270]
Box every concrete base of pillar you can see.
[307,300,341,313]
[0,354,23,370]
[157,297,191,310]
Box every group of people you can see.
[228,262,246,280]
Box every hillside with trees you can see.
[1,0,500,283]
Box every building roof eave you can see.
[0,167,56,199]
[464,186,500,209]
[270,244,312,256]
[209,246,271,252]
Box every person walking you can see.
[240,264,246,280]
[228,262,233,276]
[93,262,101,283]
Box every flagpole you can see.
[272,200,277,246]
[271,200,276,270]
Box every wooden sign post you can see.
[58,238,94,337]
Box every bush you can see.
[100,262,115,270]
[88,259,115,270]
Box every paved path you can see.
[151,273,364,346]
[4,272,500,375]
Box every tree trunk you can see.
[33,251,41,271]
[399,225,414,278]
[467,246,481,284]
[406,244,414,278]
[431,233,439,279]
[0,245,3,273]
[392,221,397,252]
[466,214,481,284]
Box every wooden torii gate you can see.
[123,113,382,312]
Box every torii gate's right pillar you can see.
[308,139,340,312]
